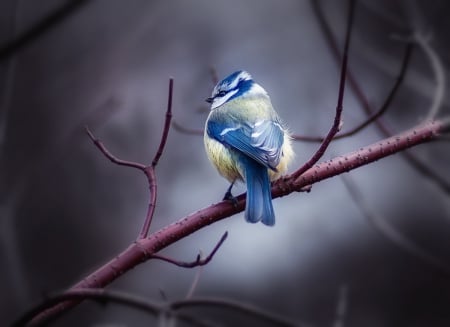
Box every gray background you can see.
[1,0,450,326]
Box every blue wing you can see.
[207,118,284,171]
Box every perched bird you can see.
[204,70,294,226]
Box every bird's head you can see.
[206,70,268,109]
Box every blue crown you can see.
[207,70,255,105]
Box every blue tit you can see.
[204,70,294,226]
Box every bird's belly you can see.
[204,137,243,183]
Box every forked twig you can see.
[291,42,413,142]
[313,0,450,196]
[85,78,174,239]
[85,126,146,170]
[150,232,228,268]
[141,78,174,238]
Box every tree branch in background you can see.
[172,120,203,136]
[291,42,413,142]
[312,0,450,196]
[15,289,309,327]
[13,289,217,327]
[0,0,91,61]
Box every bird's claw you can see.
[223,189,238,207]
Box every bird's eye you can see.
[217,90,227,97]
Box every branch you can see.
[291,0,355,180]
[150,231,228,268]
[311,0,375,118]
[312,0,450,195]
[15,290,306,327]
[13,289,214,327]
[85,126,146,170]
[27,119,444,325]
[172,120,203,136]
[413,33,446,121]
[152,78,174,167]
[332,284,349,327]
[141,78,174,238]
[291,42,413,142]
[0,0,91,61]
[171,297,308,327]
[86,79,174,239]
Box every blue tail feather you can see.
[242,158,275,226]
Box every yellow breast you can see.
[204,134,243,183]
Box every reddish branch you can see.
[27,119,444,326]
[150,231,228,268]
[86,78,174,239]
[311,0,450,195]
[16,289,302,327]
[292,42,413,142]
[290,0,355,179]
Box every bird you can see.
[204,70,294,226]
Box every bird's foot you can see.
[223,183,238,207]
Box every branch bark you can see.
[27,119,444,326]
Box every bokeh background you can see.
[1,0,450,326]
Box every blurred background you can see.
[1,0,450,326]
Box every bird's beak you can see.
[206,97,213,103]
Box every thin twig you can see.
[186,264,203,299]
[412,33,446,121]
[172,120,203,136]
[332,42,413,138]
[311,0,375,118]
[332,284,349,327]
[140,167,158,239]
[86,79,174,239]
[85,126,146,170]
[291,42,413,142]
[152,78,174,167]
[209,66,219,85]
[139,78,174,239]
[150,232,228,268]
[313,0,450,196]
[291,0,356,180]
[0,0,91,61]
[171,297,311,327]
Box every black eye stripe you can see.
[216,82,242,98]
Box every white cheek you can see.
[211,89,239,109]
